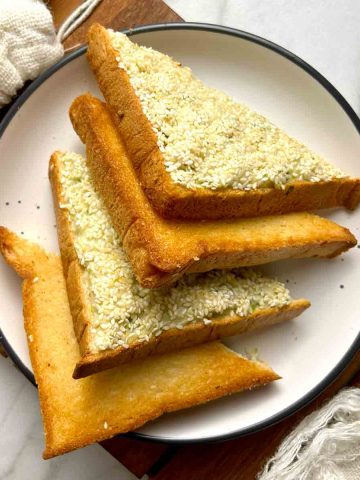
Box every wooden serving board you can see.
[4,1,358,478]
[49,0,183,52]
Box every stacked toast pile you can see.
[1,23,359,458]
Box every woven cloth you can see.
[258,387,360,480]
[0,0,63,107]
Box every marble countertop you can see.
[0,359,135,480]
[168,0,360,115]
[1,1,359,479]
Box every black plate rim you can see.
[0,21,359,444]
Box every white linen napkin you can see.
[0,0,102,108]
[0,0,63,107]
[258,387,360,480]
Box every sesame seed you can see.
[33,277,39,284]
[103,421,108,429]
[59,152,291,353]
[28,335,33,342]
[110,31,346,191]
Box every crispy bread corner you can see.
[69,94,356,289]
[86,23,360,220]
[49,152,310,377]
[0,227,280,458]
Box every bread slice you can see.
[69,93,356,290]
[0,227,281,459]
[86,23,360,220]
[49,149,310,378]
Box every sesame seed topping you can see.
[110,31,346,191]
[103,421,108,429]
[58,152,291,353]
[33,277,39,284]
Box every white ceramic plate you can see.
[0,23,359,443]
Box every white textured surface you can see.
[1,1,360,478]
[0,0,63,107]
[258,388,360,480]
[0,358,137,480]
[167,0,360,115]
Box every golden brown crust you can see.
[0,226,43,278]
[49,151,310,378]
[69,93,356,290]
[87,23,158,171]
[87,23,360,220]
[49,153,92,353]
[142,167,360,220]
[0,228,280,459]
[73,299,309,378]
